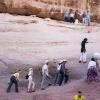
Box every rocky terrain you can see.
[0,0,100,22]
[0,13,100,100]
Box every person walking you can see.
[86,10,91,26]
[64,68,69,84]
[6,70,20,93]
[27,68,35,93]
[79,38,88,63]
[73,91,85,100]
[56,59,67,86]
[41,60,51,90]
[70,12,75,23]
[82,11,86,25]
[54,61,62,85]
[87,58,99,83]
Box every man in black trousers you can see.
[7,70,20,93]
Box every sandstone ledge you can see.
[0,0,100,22]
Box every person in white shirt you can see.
[88,60,96,69]
[27,68,35,93]
[87,58,99,83]
[70,12,75,23]
[41,60,51,90]
[70,13,74,18]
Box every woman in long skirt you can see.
[87,58,99,83]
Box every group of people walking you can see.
[7,68,36,93]
[6,59,69,93]
[6,38,100,93]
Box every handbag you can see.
[25,74,29,79]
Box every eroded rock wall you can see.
[0,0,100,22]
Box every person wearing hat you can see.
[73,91,85,100]
[54,61,62,85]
[79,38,88,63]
[93,52,100,73]
[27,68,35,93]
[41,60,51,90]
[6,70,21,93]
[56,59,67,86]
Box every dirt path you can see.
[0,13,100,100]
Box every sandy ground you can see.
[0,13,100,100]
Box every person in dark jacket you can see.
[7,70,20,93]
[56,59,67,86]
[64,69,69,84]
[54,61,61,85]
[79,38,88,63]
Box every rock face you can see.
[0,0,7,13]
[90,0,100,22]
[0,0,100,22]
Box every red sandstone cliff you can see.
[0,0,100,22]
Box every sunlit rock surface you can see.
[0,0,100,22]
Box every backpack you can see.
[25,74,29,79]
